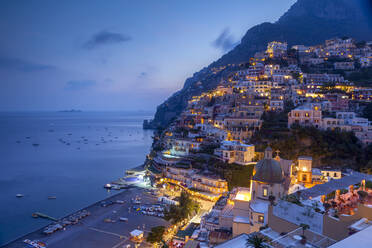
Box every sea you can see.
[0,111,154,246]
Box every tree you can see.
[323,203,331,213]
[164,191,200,224]
[246,234,268,248]
[363,102,372,121]
[357,190,368,203]
[146,226,165,244]
[361,160,372,175]
[300,223,310,237]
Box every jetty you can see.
[32,212,58,221]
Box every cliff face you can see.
[152,0,372,128]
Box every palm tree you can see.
[300,223,309,236]
[246,234,268,248]
[299,223,310,244]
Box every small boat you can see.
[104,183,112,189]
[32,143,40,147]
[48,196,57,200]
[32,213,38,218]
[119,217,128,222]
[16,194,24,198]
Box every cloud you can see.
[0,56,56,72]
[82,30,131,50]
[65,80,96,90]
[212,28,239,52]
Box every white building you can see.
[266,41,288,58]
[215,140,255,165]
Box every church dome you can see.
[253,147,284,184]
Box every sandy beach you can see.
[3,187,170,248]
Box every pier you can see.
[32,212,58,221]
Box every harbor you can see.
[0,111,154,246]
[3,187,170,248]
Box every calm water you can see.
[0,112,154,245]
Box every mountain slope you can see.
[151,0,372,128]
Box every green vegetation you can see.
[357,191,368,203]
[199,143,220,155]
[146,226,165,244]
[366,180,372,189]
[361,160,372,175]
[164,192,200,224]
[211,161,254,190]
[300,223,310,237]
[363,102,372,121]
[249,104,372,172]
[246,234,269,248]
[284,194,303,206]
[253,113,372,170]
[346,67,372,86]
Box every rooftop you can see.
[250,200,269,214]
[298,172,372,199]
[233,215,250,224]
[253,158,284,184]
[329,225,372,248]
[214,233,249,248]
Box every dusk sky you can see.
[0,0,296,111]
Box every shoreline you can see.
[1,188,134,247]
[2,164,148,247]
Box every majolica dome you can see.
[252,147,284,184]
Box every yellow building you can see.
[297,156,313,184]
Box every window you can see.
[305,113,310,117]
[302,174,307,181]
[258,215,264,223]
[263,187,268,197]
[334,172,337,177]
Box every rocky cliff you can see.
[150,0,372,128]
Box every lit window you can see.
[258,215,264,223]
[263,187,268,197]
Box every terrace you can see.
[323,182,372,216]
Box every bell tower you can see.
[264,146,273,159]
[297,156,312,184]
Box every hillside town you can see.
[143,37,372,247]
